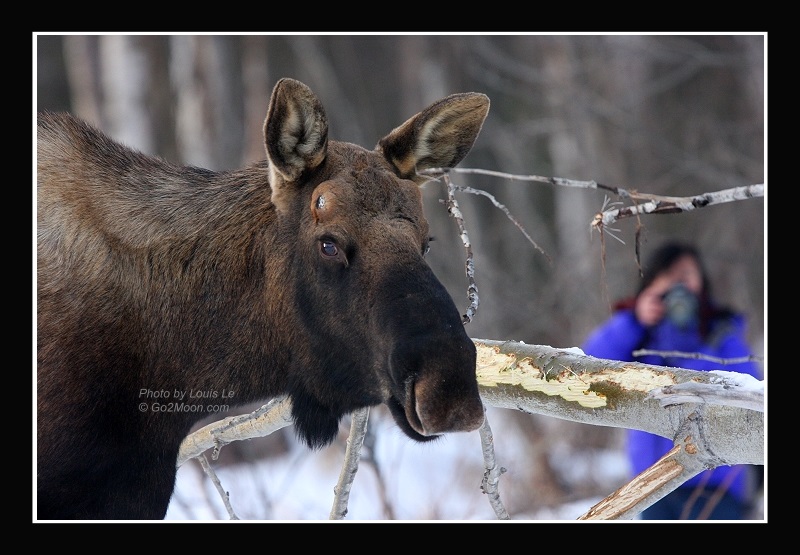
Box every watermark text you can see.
[137,388,234,414]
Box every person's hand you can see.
[635,274,673,327]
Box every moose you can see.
[37,78,490,519]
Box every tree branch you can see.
[648,375,764,413]
[422,167,624,196]
[578,443,703,520]
[330,407,370,520]
[473,340,763,467]
[633,348,763,365]
[425,167,762,259]
[425,167,763,212]
[450,184,550,262]
[175,340,763,520]
[478,414,510,519]
[358,421,397,519]
[196,453,240,520]
[440,174,480,324]
[591,184,764,229]
[176,396,293,468]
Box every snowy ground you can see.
[165,407,629,521]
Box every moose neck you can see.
[133,165,296,405]
[47,152,297,407]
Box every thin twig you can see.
[695,466,741,520]
[452,185,550,262]
[358,420,396,519]
[633,349,764,365]
[330,407,370,520]
[478,413,510,520]
[594,195,626,245]
[440,174,479,324]
[197,453,240,520]
[422,167,626,196]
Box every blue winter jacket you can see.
[581,308,761,502]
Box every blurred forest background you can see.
[34,34,765,520]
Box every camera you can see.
[661,283,698,328]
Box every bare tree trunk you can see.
[285,36,365,146]
[99,35,155,154]
[205,36,244,171]
[169,35,213,168]
[538,36,602,340]
[240,35,271,166]
[62,35,103,127]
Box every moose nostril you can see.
[412,374,484,435]
[404,378,427,436]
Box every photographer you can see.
[581,241,762,520]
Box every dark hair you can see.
[635,241,734,338]
[637,242,711,298]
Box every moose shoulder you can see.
[37,78,490,520]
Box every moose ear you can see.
[264,79,329,207]
[378,92,489,185]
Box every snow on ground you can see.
[166,408,629,521]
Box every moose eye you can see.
[319,238,349,267]
[320,239,338,258]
